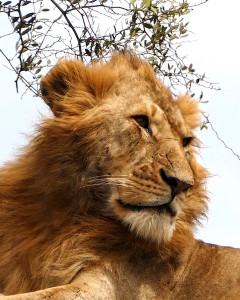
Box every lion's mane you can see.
[0,52,209,295]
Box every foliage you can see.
[0,0,211,96]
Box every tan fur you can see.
[0,52,239,299]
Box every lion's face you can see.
[40,52,207,245]
[87,94,196,244]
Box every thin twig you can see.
[50,0,83,59]
[0,49,38,95]
[203,114,240,160]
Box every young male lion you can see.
[0,52,239,300]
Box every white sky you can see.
[0,0,239,248]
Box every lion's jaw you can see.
[109,191,181,244]
[106,166,187,245]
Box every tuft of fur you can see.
[0,52,210,296]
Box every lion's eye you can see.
[182,137,193,147]
[132,115,151,134]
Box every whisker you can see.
[87,175,129,180]
[79,176,133,189]
[78,177,164,199]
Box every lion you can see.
[0,52,239,300]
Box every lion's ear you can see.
[40,60,88,116]
[176,95,201,129]
[40,60,116,116]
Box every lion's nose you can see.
[160,169,193,197]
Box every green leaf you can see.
[35,68,42,74]
[28,16,36,24]
[130,29,137,37]
[22,27,31,35]
[140,33,146,42]
[23,13,35,19]
[168,63,173,70]
[22,1,31,6]
[12,16,19,23]
[188,63,195,73]
[22,47,28,53]
[141,0,150,8]
[31,41,39,47]
[169,34,178,41]
[3,1,11,5]
[53,15,62,22]
[144,40,151,47]
[23,39,30,45]
[26,55,33,64]
[15,41,19,51]
[143,23,153,29]
[120,31,125,40]
[180,29,187,35]
[150,6,158,15]
[148,56,158,65]
[14,22,21,31]
[200,124,208,130]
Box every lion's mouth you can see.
[118,199,177,217]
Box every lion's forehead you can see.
[101,79,190,139]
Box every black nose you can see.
[160,169,193,197]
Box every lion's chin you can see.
[122,210,176,244]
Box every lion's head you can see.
[40,52,208,246]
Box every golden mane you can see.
[0,52,239,299]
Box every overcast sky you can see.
[0,0,239,247]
